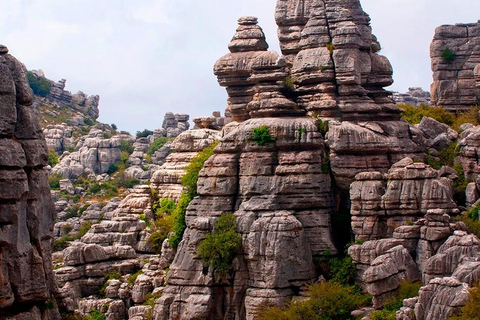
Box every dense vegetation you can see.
[26,71,52,97]
[197,213,242,278]
[258,281,370,320]
[168,141,218,248]
[251,126,276,146]
[147,137,170,156]
[136,129,154,138]
[399,104,479,132]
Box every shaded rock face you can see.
[43,124,75,155]
[350,158,457,241]
[162,112,190,138]
[457,125,480,206]
[0,46,60,319]
[430,22,480,111]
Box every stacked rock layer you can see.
[0,45,60,319]
[430,22,480,111]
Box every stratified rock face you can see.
[162,112,190,138]
[150,129,221,201]
[0,45,60,319]
[43,124,75,154]
[430,22,480,111]
[275,0,396,120]
[41,74,101,120]
[392,87,431,106]
[350,158,458,241]
[457,125,480,206]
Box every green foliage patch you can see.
[197,213,242,279]
[48,173,64,190]
[48,149,59,167]
[258,281,370,320]
[136,129,154,138]
[26,71,51,97]
[442,47,455,63]
[168,141,218,248]
[251,126,276,146]
[148,137,170,156]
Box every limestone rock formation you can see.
[457,125,480,206]
[162,112,190,138]
[150,129,221,201]
[52,127,122,179]
[193,111,232,130]
[392,87,431,106]
[430,22,480,111]
[43,124,75,154]
[350,158,458,241]
[0,45,60,319]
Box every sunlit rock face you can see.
[430,22,480,111]
[0,45,60,319]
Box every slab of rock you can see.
[0,45,60,319]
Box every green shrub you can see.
[467,206,480,221]
[136,129,154,138]
[453,107,480,132]
[317,118,329,138]
[399,103,456,126]
[26,71,51,97]
[104,270,122,280]
[450,282,480,319]
[111,170,139,189]
[442,47,455,63]
[197,213,242,279]
[106,164,119,175]
[48,173,64,190]
[128,270,143,286]
[316,254,357,286]
[168,141,218,248]
[120,140,134,154]
[258,281,370,320]
[83,117,94,126]
[457,215,480,239]
[251,126,276,146]
[111,124,117,130]
[48,149,59,167]
[149,214,174,253]
[148,137,169,156]
[158,198,176,215]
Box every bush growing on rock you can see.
[399,104,455,126]
[442,47,455,63]
[147,136,169,156]
[169,141,218,248]
[48,172,64,190]
[26,71,51,97]
[197,213,242,279]
[136,129,154,138]
[120,140,134,154]
[48,149,59,167]
[251,126,276,146]
[258,281,370,320]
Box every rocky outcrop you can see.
[43,124,75,154]
[193,111,232,130]
[52,127,122,179]
[150,129,221,201]
[349,208,457,309]
[430,22,480,111]
[392,88,431,106]
[350,158,458,241]
[0,45,60,319]
[457,125,480,202]
[162,112,190,138]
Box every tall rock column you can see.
[155,18,336,320]
[0,45,60,319]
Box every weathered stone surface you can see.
[392,87,431,106]
[430,22,480,111]
[0,45,60,319]
[52,128,122,179]
[350,159,457,241]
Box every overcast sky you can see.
[2,0,480,134]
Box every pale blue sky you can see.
[2,0,479,133]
